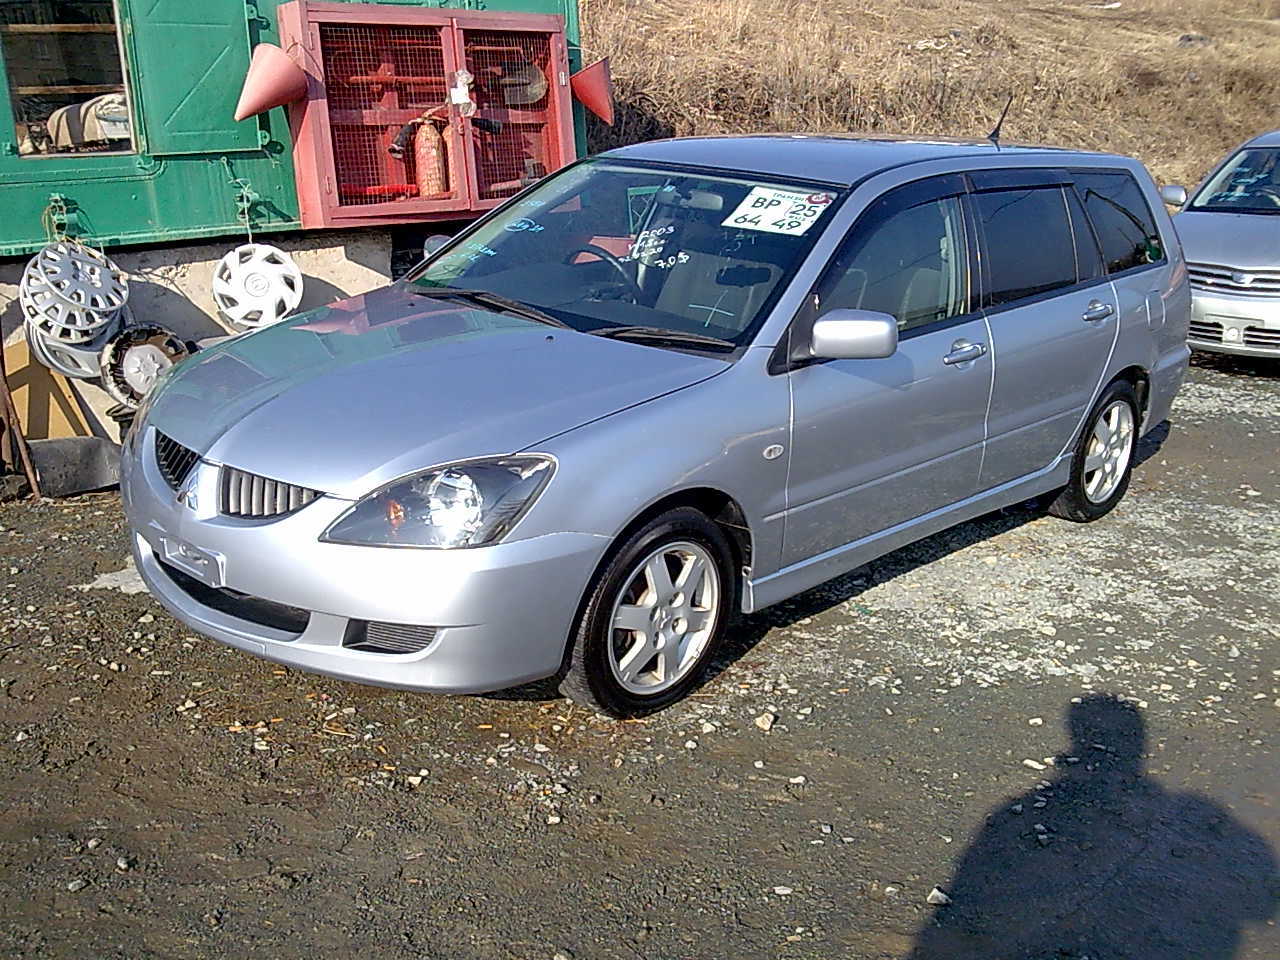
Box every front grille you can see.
[220,466,319,519]
[343,620,438,655]
[1243,325,1280,349]
[157,561,310,634]
[155,432,200,490]
[1187,262,1280,297]
[1188,319,1224,343]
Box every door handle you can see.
[942,340,987,365]
[1082,300,1115,323]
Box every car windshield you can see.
[1189,147,1280,214]
[406,159,842,348]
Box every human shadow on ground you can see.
[909,694,1279,960]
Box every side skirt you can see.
[743,456,1071,614]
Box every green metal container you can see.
[0,0,583,258]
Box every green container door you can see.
[128,0,259,154]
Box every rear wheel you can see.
[1048,379,1139,522]
[559,507,735,717]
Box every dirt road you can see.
[2,355,1277,959]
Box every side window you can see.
[818,194,968,333]
[974,187,1078,307]
[1066,185,1105,283]
[1073,171,1165,273]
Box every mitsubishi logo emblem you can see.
[176,468,199,511]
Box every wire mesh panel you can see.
[318,23,453,208]
[280,2,574,227]
[461,30,556,202]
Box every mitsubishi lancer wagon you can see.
[122,135,1189,716]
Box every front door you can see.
[783,177,993,566]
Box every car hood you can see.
[1173,211,1280,269]
[147,285,730,499]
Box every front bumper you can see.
[122,428,607,693]
[1189,288,1280,357]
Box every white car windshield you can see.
[1190,147,1280,215]
[408,159,843,348]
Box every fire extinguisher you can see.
[389,104,449,198]
[413,119,447,197]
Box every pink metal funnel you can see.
[234,43,308,122]
[570,57,614,126]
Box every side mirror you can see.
[422,234,451,260]
[1160,184,1187,208]
[809,309,898,360]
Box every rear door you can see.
[783,175,993,564]
[1074,168,1176,356]
[973,171,1117,488]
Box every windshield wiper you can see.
[410,287,571,329]
[591,325,737,352]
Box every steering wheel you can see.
[563,244,644,303]
[1254,185,1280,207]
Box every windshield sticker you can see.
[721,187,835,236]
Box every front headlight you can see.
[321,455,554,549]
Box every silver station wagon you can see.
[122,136,1190,716]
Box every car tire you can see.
[559,507,736,718]
[1048,379,1140,523]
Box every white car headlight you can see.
[321,456,554,548]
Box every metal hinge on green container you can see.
[44,194,85,239]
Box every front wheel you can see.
[559,507,736,717]
[1048,380,1140,522]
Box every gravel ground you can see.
[1,354,1277,959]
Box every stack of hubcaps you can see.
[20,241,131,380]
[20,240,188,410]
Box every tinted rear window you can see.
[1073,171,1164,273]
[974,187,1078,307]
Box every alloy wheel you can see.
[607,540,720,695]
[1083,399,1135,503]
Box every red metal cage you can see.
[279,1,575,228]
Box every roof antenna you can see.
[987,93,1014,148]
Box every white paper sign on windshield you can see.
[721,187,836,236]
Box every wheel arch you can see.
[556,485,756,683]
[609,487,754,583]
[1110,364,1151,420]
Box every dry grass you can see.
[581,0,1280,184]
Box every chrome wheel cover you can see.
[101,324,189,408]
[212,243,304,329]
[34,241,129,313]
[1083,399,1135,503]
[23,318,112,380]
[607,540,720,695]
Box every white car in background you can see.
[1163,129,1280,357]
